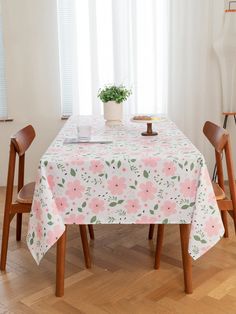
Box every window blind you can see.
[0,12,7,119]
[57,0,76,117]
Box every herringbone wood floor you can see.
[1,187,236,313]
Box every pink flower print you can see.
[71,158,85,166]
[125,199,141,214]
[47,175,55,189]
[89,197,105,213]
[135,215,157,224]
[47,225,65,246]
[204,217,223,237]
[89,160,104,174]
[160,201,177,217]
[55,197,69,212]
[142,157,159,168]
[107,176,127,195]
[66,180,85,200]
[138,182,157,202]
[162,161,176,176]
[180,179,197,198]
[64,214,85,224]
[36,223,43,240]
[33,200,42,221]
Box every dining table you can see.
[26,115,224,295]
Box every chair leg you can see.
[88,225,95,240]
[79,225,91,269]
[148,224,155,240]
[16,213,22,241]
[221,211,229,238]
[56,227,67,297]
[154,225,164,269]
[179,224,193,294]
[0,212,11,271]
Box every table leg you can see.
[56,227,67,297]
[148,224,155,240]
[80,225,91,269]
[154,225,165,269]
[179,224,193,294]
[88,225,95,240]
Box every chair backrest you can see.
[203,121,236,206]
[11,125,36,157]
[5,125,36,206]
[203,121,229,153]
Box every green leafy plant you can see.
[97,85,132,104]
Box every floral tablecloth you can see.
[27,116,224,264]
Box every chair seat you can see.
[212,182,225,201]
[16,182,35,204]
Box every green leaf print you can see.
[82,202,87,208]
[181,205,189,209]
[194,235,201,241]
[117,160,121,168]
[48,221,53,226]
[47,213,52,220]
[143,170,149,178]
[90,216,97,223]
[30,238,34,245]
[105,161,110,166]
[117,200,124,204]
[44,161,48,167]
[78,208,83,212]
[190,163,194,171]
[154,204,159,210]
[109,202,117,207]
[162,219,168,224]
[150,210,155,215]
[70,168,76,176]
[129,186,136,189]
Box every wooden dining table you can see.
[27,115,224,295]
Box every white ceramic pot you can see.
[103,101,123,124]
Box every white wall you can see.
[0,0,64,186]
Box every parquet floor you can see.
[1,187,236,313]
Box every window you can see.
[57,0,168,117]
[0,7,7,119]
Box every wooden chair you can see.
[203,121,236,236]
[147,120,236,294]
[0,125,94,279]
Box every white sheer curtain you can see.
[58,0,233,174]
[57,0,169,116]
[167,0,225,170]
[0,4,7,119]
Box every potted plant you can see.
[98,85,132,124]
